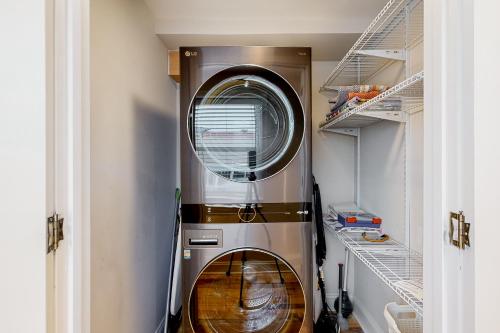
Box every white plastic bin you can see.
[384,302,422,333]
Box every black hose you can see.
[313,176,326,265]
[313,176,337,333]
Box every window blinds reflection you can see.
[195,104,257,172]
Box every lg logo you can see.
[184,50,198,57]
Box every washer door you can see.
[188,65,304,182]
[189,250,306,333]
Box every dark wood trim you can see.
[181,202,312,223]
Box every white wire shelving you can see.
[319,71,423,132]
[320,0,423,89]
[327,225,423,317]
[318,0,425,321]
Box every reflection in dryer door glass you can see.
[189,250,305,333]
[190,75,296,182]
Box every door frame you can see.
[70,0,91,331]
[64,0,497,332]
[472,1,500,332]
[69,0,91,332]
[424,0,476,332]
[423,0,448,330]
[52,0,91,332]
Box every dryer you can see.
[180,46,312,214]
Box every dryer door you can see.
[188,249,306,333]
[188,65,304,182]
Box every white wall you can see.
[354,124,406,333]
[353,58,424,333]
[311,61,356,316]
[90,0,178,332]
[359,121,406,243]
[0,1,47,332]
[352,262,399,333]
[474,1,500,331]
[408,111,424,253]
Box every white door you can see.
[0,1,53,332]
[47,1,57,331]
[0,1,71,332]
[440,0,475,332]
[424,0,500,332]
[424,0,475,332]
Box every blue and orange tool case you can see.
[337,210,382,228]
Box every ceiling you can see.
[144,0,388,61]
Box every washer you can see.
[182,222,313,333]
[180,46,312,209]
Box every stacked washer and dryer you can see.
[180,46,313,333]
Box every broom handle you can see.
[318,265,328,309]
[338,263,344,333]
[343,248,349,292]
[338,263,343,289]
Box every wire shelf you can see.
[319,71,423,131]
[330,227,423,317]
[320,0,423,89]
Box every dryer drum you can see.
[188,249,306,333]
[188,65,305,182]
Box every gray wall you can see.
[90,0,178,331]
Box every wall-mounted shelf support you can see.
[361,110,407,122]
[323,128,360,137]
[354,49,406,61]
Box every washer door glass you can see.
[189,66,304,182]
[189,250,305,333]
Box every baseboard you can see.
[326,292,386,333]
[325,291,339,306]
[154,316,165,333]
[351,297,385,333]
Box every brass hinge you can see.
[449,211,470,249]
[47,213,64,254]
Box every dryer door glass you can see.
[189,66,304,182]
[189,250,305,333]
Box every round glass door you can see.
[189,250,305,333]
[188,65,304,182]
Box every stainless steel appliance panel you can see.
[181,222,313,333]
[180,47,311,204]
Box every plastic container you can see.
[384,302,422,333]
[337,210,382,228]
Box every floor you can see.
[176,316,364,333]
[346,316,364,333]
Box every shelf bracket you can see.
[354,49,406,61]
[361,110,407,123]
[323,128,360,137]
